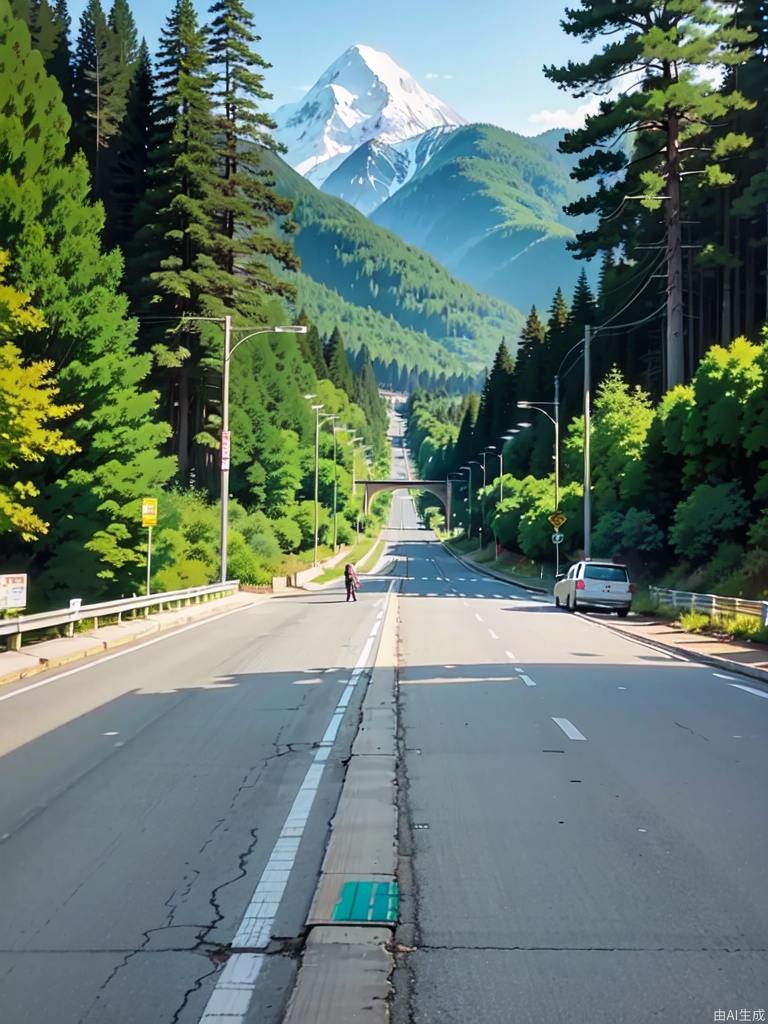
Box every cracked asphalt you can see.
[391,516,768,1023]
[0,569,394,1023]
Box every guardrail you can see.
[0,580,240,652]
[650,586,768,626]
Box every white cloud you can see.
[527,95,602,132]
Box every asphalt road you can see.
[393,526,768,1023]
[0,561,395,1023]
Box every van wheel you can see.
[566,596,573,613]
[617,607,630,618]
[555,595,560,608]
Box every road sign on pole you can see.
[142,498,158,528]
[548,511,567,530]
[221,430,231,471]
[551,532,564,544]
[0,574,27,611]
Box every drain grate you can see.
[332,880,399,923]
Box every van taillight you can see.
[629,583,635,593]
[576,580,585,590]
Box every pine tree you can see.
[138,0,220,475]
[0,0,175,597]
[545,1,755,389]
[474,338,515,456]
[207,0,297,315]
[47,0,73,103]
[324,327,355,399]
[109,37,152,251]
[72,0,127,190]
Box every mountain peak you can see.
[274,44,465,186]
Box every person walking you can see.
[344,563,360,602]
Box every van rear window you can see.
[584,565,628,582]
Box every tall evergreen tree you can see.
[474,338,515,457]
[207,0,297,315]
[109,36,152,251]
[137,0,220,475]
[72,0,126,189]
[545,1,755,389]
[0,0,175,597]
[324,327,355,399]
[47,0,73,102]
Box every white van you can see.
[554,561,634,617]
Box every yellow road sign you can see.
[142,497,158,528]
[548,511,567,530]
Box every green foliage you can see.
[669,482,750,560]
[0,3,175,598]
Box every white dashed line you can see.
[551,717,587,741]
[475,613,483,623]
[505,650,517,661]
[729,683,768,701]
[713,672,737,681]
[520,674,536,687]
[488,629,499,640]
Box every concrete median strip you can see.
[284,590,400,1024]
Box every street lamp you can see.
[220,319,306,582]
[304,396,338,566]
[468,460,483,550]
[517,399,561,575]
[458,466,472,539]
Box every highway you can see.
[1,406,766,1023]
[392,505,768,1023]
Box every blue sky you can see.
[69,0,599,135]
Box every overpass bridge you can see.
[361,478,452,530]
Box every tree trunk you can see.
[177,364,190,477]
[665,113,685,388]
[721,192,732,345]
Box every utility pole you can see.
[313,405,320,566]
[583,324,592,560]
[553,374,560,513]
[219,315,232,583]
[666,113,685,389]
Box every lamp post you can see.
[459,466,472,539]
[304,396,338,566]
[517,401,561,575]
[468,460,482,550]
[220,320,306,582]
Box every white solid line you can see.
[475,613,483,623]
[198,590,391,1023]
[488,629,499,640]
[713,672,737,681]
[505,650,517,661]
[520,674,536,687]
[552,717,587,741]
[729,683,768,701]
[0,600,260,704]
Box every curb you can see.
[282,588,399,1023]
[581,613,768,688]
[442,544,549,596]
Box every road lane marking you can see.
[505,650,517,661]
[493,594,503,599]
[488,629,499,640]
[713,672,737,681]
[475,613,483,623]
[462,601,469,607]
[729,683,768,701]
[0,600,262,704]
[520,674,536,687]
[551,717,587,741]
[199,585,393,1023]
[292,678,322,685]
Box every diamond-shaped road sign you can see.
[548,511,567,530]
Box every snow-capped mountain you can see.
[273,44,465,187]
[320,126,456,214]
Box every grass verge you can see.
[313,534,381,585]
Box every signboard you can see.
[0,573,28,611]
[221,430,231,471]
[551,532,564,545]
[548,511,567,530]
[141,498,158,528]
